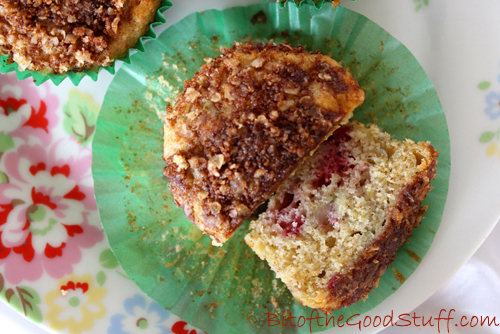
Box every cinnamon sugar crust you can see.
[0,0,161,74]
[162,42,365,245]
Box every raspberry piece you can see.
[328,273,340,291]
[312,126,354,188]
[273,192,304,236]
[278,209,304,236]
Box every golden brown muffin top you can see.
[0,0,160,73]
[163,42,365,245]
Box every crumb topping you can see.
[0,0,157,73]
[163,42,365,244]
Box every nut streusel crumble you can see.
[0,0,161,74]
[162,42,365,245]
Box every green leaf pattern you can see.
[478,81,492,90]
[99,249,119,269]
[0,170,8,183]
[0,133,14,152]
[479,127,500,158]
[0,273,43,323]
[414,0,429,12]
[97,271,106,286]
[479,131,496,143]
[62,90,101,146]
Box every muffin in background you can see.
[0,0,167,76]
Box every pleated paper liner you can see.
[265,0,339,8]
[284,0,347,9]
[92,3,450,334]
[0,0,172,86]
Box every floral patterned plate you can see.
[0,71,206,334]
[1,1,500,334]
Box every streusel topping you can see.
[0,0,156,73]
[163,42,365,244]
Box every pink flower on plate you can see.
[0,74,59,147]
[0,138,103,284]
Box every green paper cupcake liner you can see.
[0,0,172,86]
[93,3,450,334]
[264,0,345,9]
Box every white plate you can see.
[1,1,500,333]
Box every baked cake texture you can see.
[0,0,162,74]
[245,122,438,312]
[162,42,365,245]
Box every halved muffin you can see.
[162,42,365,245]
[245,122,438,312]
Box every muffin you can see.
[0,0,163,74]
[245,122,438,312]
[162,42,365,245]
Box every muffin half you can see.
[245,122,438,312]
[162,42,365,245]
